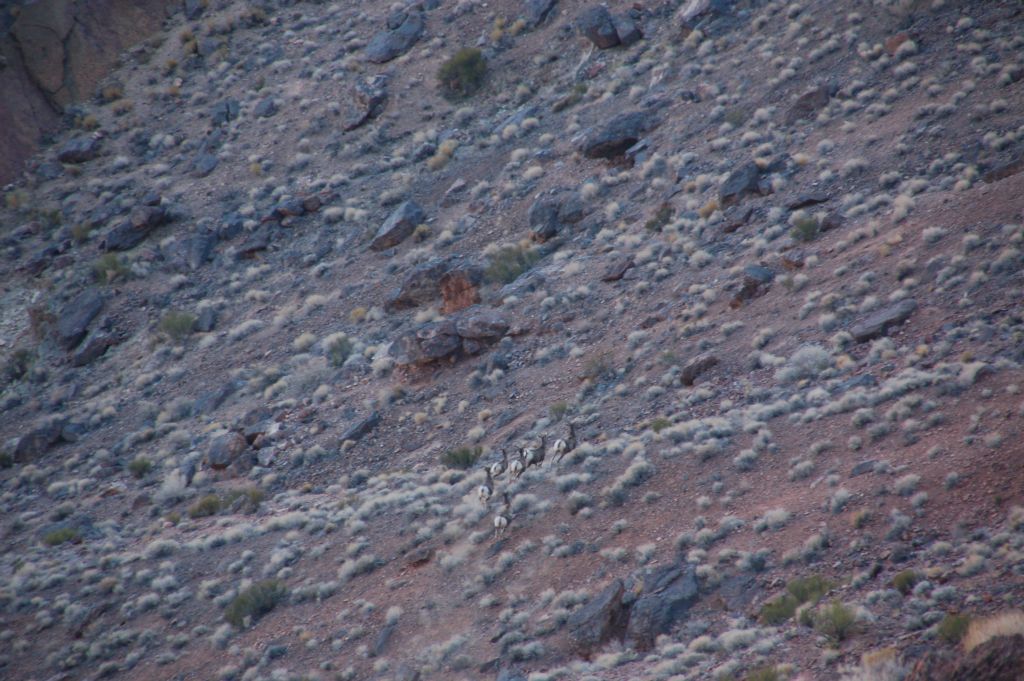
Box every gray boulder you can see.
[455,306,510,341]
[612,13,643,46]
[566,578,627,656]
[625,566,699,650]
[370,200,426,251]
[524,0,557,27]
[13,417,67,462]
[785,85,830,125]
[365,12,424,63]
[394,320,462,365]
[719,161,765,207]
[577,6,619,49]
[849,299,917,342]
[578,111,653,159]
[206,432,248,470]
[57,289,104,350]
[344,76,389,131]
[57,136,101,163]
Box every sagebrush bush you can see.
[441,446,483,470]
[760,574,833,625]
[438,48,487,100]
[128,457,153,479]
[160,311,196,342]
[43,527,81,546]
[93,253,128,283]
[188,494,223,518]
[485,245,539,284]
[327,336,354,367]
[814,600,857,642]
[224,580,287,627]
[937,613,970,644]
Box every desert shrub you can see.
[760,575,834,625]
[644,203,675,232]
[791,215,820,242]
[223,487,266,513]
[160,311,196,342]
[128,457,153,479]
[43,527,81,546]
[484,245,539,285]
[93,253,128,283]
[746,667,780,681]
[441,446,483,470]
[188,494,223,518]
[327,336,354,367]
[553,83,587,112]
[963,611,1024,651]
[814,600,858,642]
[549,401,569,420]
[892,569,920,595]
[0,451,12,468]
[937,613,970,644]
[650,417,671,433]
[1,348,34,384]
[438,48,487,100]
[224,580,287,627]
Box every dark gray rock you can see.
[626,565,699,650]
[195,307,218,332]
[211,99,239,125]
[365,12,424,63]
[194,380,238,414]
[184,0,205,20]
[524,0,557,27]
[13,417,67,462]
[612,13,642,46]
[206,432,247,470]
[849,299,917,342]
[566,578,627,656]
[681,354,718,386]
[787,191,830,210]
[187,231,218,270]
[57,289,104,350]
[193,153,219,177]
[237,225,271,258]
[254,97,278,118]
[394,320,462,365]
[785,84,830,125]
[578,111,653,159]
[57,137,101,163]
[719,161,764,207]
[102,205,168,251]
[70,333,116,367]
[577,6,619,49]
[370,200,426,251]
[386,259,452,311]
[601,254,634,281]
[528,194,563,241]
[850,460,878,477]
[370,622,395,657]
[343,75,389,131]
[341,412,380,442]
[455,306,509,340]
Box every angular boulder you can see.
[365,12,424,63]
[612,13,643,46]
[785,84,830,125]
[57,136,101,163]
[13,417,68,462]
[719,162,765,207]
[625,566,699,650]
[370,200,425,251]
[440,264,483,313]
[454,306,509,340]
[343,75,389,131]
[578,111,654,159]
[577,6,619,49]
[57,289,104,350]
[394,320,462,366]
[205,432,248,470]
[849,299,917,342]
[385,258,452,311]
[566,578,627,656]
[524,0,558,28]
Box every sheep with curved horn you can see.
[489,448,509,479]
[493,492,511,539]
[552,422,577,463]
[477,468,494,506]
[508,451,525,481]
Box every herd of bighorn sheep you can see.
[477,422,577,539]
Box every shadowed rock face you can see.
[0,0,175,184]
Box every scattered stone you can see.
[906,634,1024,681]
[211,99,239,125]
[781,249,806,270]
[578,111,654,160]
[394,320,462,365]
[184,0,206,20]
[237,225,271,258]
[982,156,1024,183]
[186,230,218,270]
[57,289,104,350]
[341,412,380,443]
[205,432,248,470]
[57,137,101,163]
[680,354,718,386]
[441,179,468,207]
[13,417,67,462]
[365,11,424,63]
[102,204,168,251]
[850,460,878,477]
[370,622,396,657]
[722,206,754,234]
[193,153,219,177]
[454,306,510,341]
[601,254,634,281]
[70,333,116,367]
[566,578,627,656]
[386,259,454,311]
[524,0,557,27]
[719,162,765,207]
[370,200,426,251]
[849,299,917,342]
[195,307,218,333]
[343,76,389,131]
[577,6,619,49]
[785,85,830,125]
[625,566,699,650]
[253,98,277,118]
[612,13,643,46]
[787,191,830,210]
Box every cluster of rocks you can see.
[392,306,511,366]
[576,5,643,49]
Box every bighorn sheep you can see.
[489,449,509,479]
[493,492,511,539]
[477,468,494,506]
[522,435,546,470]
[551,422,577,463]
[508,453,525,481]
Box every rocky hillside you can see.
[2,1,1023,680]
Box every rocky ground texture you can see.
[1,0,1023,680]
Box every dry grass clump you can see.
[962,611,1024,651]
[224,580,288,628]
[438,48,487,100]
[441,446,483,470]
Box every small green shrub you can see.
[93,253,128,283]
[484,245,539,285]
[0,451,12,468]
[438,48,487,100]
[441,446,483,470]
[549,401,569,420]
[327,336,354,368]
[160,311,196,342]
[1,348,35,384]
[790,216,820,242]
[650,417,671,433]
[582,352,615,381]
[760,575,834,625]
[745,667,781,681]
[224,579,287,627]
[892,569,921,595]
[644,203,674,232]
[224,487,266,513]
[814,600,858,642]
[128,457,153,479]
[188,494,223,518]
[43,527,81,546]
[937,613,970,644]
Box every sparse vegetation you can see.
[224,580,287,628]
[760,575,834,625]
[937,613,970,644]
[813,600,858,642]
[42,527,81,546]
[441,446,483,470]
[437,48,487,100]
[127,457,153,479]
[484,244,539,284]
[93,253,128,283]
[160,311,196,342]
